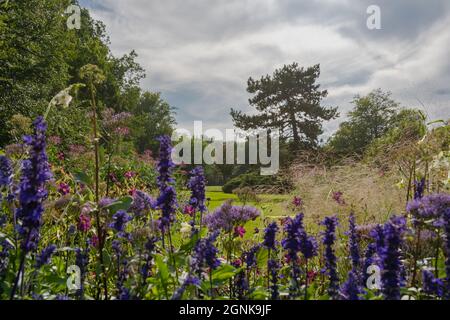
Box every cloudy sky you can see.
[79,0,450,138]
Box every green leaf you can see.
[256,247,268,268]
[104,196,133,213]
[211,264,238,284]
[155,254,169,295]
[179,228,207,253]
[248,287,268,300]
[74,171,92,186]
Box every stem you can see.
[410,227,422,286]
[167,227,179,284]
[43,102,52,120]
[291,261,299,298]
[10,251,26,300]
[199,210,204,232]
[89,81,100,204]
[435,235,440,278]
[228,231,233,299]
[209,269,214,298]
[105,144,113,197]
[267,248,271,297]
[304,259,308,300]
[10,233,31,300]
[89,80,108,300]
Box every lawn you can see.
[205,186,292,218]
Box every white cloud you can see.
[81,0,450,136]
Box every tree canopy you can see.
[327,89,402,156]
[0,0,175,151]
[230,63,338,150]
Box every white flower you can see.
[180,222,192,235]
[48,83,85,110]
[49,88,73,109]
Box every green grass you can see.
[205,186,291,218]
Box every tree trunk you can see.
[289,111,300,149]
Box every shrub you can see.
[222,172,293,194]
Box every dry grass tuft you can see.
[288,160,406,227]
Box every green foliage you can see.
[327,89,402,156]
[222,172,292,194]
[233,187,260,204]
[0,0,73,144]
[365,108,427,160]
[133,92,176,155]
[0,0,175,151]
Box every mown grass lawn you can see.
[205,186,291,218]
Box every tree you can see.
[133,92,177,154]
[328,89,400,156]
[365,108,427,160]
[0,0,72,145]
[0,0,149,146]
[230,63,338,150]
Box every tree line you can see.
[0,0,175,154]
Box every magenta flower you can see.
[232,258,242,267]
[108,172,118,184]
[332,191,346,205]
[124,171,135,179]
[292,196,303,207]
[234,226,246,238]
[57,152,65,161]
[90,235,99,248]
[58,183,70,195]
[78,213,91,232]
[183,205,195,216]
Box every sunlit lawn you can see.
[205,186,291,217]
[204,186,292,239]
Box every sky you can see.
[79,0,450,139]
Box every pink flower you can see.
[234,226,246,238]
[128,188,137,196]
[108,172,118,183]
[90,235,99,248]
[232,259,242,267]
[114,126,130,137]
[81,204,92,215]
[307,270,318,282]
[332,191,346,205]
[68,144,86,155]
[57,152,65,161]
[139,150,154,164]
[124,171,135,179]
[285,253,301,264]
[183,205,195,216]
[48,136,62,145]
[78,213,91,232]
[292,196,303,207]
[58,183,70,195]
